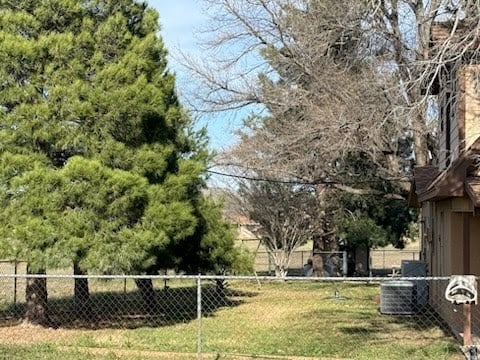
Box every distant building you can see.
[227,214,263,251]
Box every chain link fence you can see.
[254,251,347,276]
[251,249,420,276]
[0,273,477,359]
[370,250,421,271]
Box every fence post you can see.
[268,255,272,275]
[342,251,348,276]
[197,274,202,359]
[13,260,17,306]
[464,303,472,346]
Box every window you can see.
[445,93,451,167]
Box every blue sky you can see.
[149,0,203,57]
[148,0,244,152]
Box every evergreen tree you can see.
[333,153,416,250]
[0,0,239,324]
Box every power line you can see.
[206,170,410,186]
[207,170,319,185]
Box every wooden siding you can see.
[436,65,480,170]
[426,197,480,277]
[429,200,451,276]
[451,197,474,212]
[450,212,464,274]
[462,65,480,150]
[421,202,434,275]
[469,215,480,275]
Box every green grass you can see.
[0,281,463,359]
[0,343,202,359]
[0,343,121,360]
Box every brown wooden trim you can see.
[466,180,480,209]
[408,184,420,208]
[466,182,479,208]
[417,151,476,203]
[416,137,480,204]
[463,213,470,274]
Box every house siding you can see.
[462,66,480,151]
[469,215,480,275]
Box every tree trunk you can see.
[413,110,428,167]
[73,262,93,319]
[135,278,158,313]
[312,234,325,277]
[25,265,49,326]
[274,265,288,278]
[271,251,289,278]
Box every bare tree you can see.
[186,0,480,171]
[184,0,480,274]
[236,180,323,277]
[189,0,411,274]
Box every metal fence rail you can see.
[0,274,477,359]
[1,249,421,279]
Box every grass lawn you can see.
[0,280,463,359]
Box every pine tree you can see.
[0,0,239,323]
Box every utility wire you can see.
[206,170,411,186]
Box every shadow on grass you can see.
[339,326,383,336]
[300,291,456,343]
[387,303,456,334]
[0,285,257,330]
[333,303,456,340]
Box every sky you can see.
[148,0,244,152]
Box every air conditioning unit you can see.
[380,281,417,315]
[401,260,428,306]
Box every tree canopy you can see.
[0,0,245,323]
[183,0,477,274]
